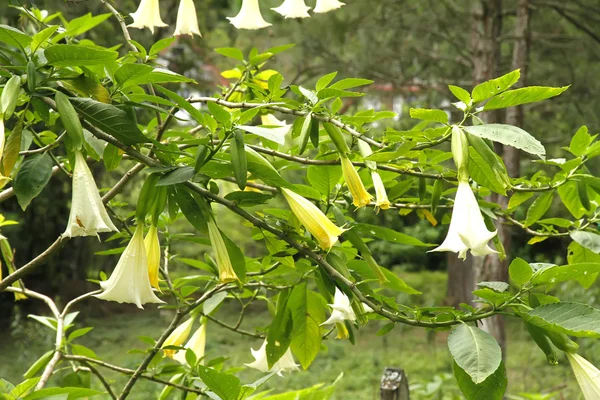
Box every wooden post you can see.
[380,367,409,400]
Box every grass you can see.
[0,271,595,399]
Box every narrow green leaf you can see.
[45,44,118,66]
[409,108,449,124]
[483,86,569,111]
[463,124,545,159]
[524,191,554,227]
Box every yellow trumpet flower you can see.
[207,218,239,283]
[371,171,391,211]
[162,317,195,359]
[144,225,161,291]
[340,157,372,208]
[174,320,207,365]
[282,188,345,250]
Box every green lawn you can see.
[0,272,593,399]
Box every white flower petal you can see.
[314,0,345,13]
[174,0,201,36]
[228,0,272,30]
[567,353,600,400]
[129,0,167,33]
[272,0,311,18]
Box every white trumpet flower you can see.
[567,353,600,400]
[314,0,345,13]
[245,340,299,376]
[321,288,356,326]
[228,0,272,30]
[371,171,391,210]
[174,322,207,365]
[174,0,201,37]
[272,0,311,18]
[261,114,292,136]
[129,0,167,34]
[95,224,164,309]
[430,181,497,260]
[64,151,117,238]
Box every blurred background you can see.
[1,0,600,398]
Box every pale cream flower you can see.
[282,188,345,250]
[260,114,292,137]
[174,0,201,36]
[272,0,311,18]
[228,0,272,30]
[567,353,600,400]
[314,0,345,13]
[144,225,161,291]
[341,157,372,208]
[64,151,117,238]
[174,321,207,365]
[129,0,167,34]
[95,225,164,309]
[162,317,195,359]
[245,340,299,376]
[429,181,497,260]
[321,288,356,326]
[207,218,239,283]
[371,171,390,210]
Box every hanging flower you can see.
[207,218,239,283]
[162,317,195,359]
[260,114,292,137]
[174,320,207,365]
[282,188,345,250]
[321,287,356,326]
[314,0,345,13]
[95,224,164,309]
[144,225,161,291]
[567,353,600,400]
[429,181,497,260]
[341,157,372,208]
[64,151,117,238]
[228,0,272,30]
[272,0,311,19]
[370,171,391,210]
[174,0,201,36]
[245,340,299,376]
[129,0,167,33]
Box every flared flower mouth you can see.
[95,224,164,309]
[245,339,299,376]
[567,353,600,400]
[314,0,346,13]
[371,171,391,211]
[341,157,373,208]
[64,151,117,238]
[174,0,201,37]
[321,288,356,326]
[227,0,272,30]
[429,181,497,260]
[272,0,311,19]
[129,0,167,33]
[282,188,346,250]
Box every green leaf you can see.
[483,86,569,111]
[353,223,434,247]
[316,72,338,91]
[207,102,231,124]
[224,191,274,206]
[509,258,533,285]
[454,361,507,400]
[468,147,508,195]
[568,241,600,288]
[68,327,94,341]
[23,387,104,399]
[103,143,121,171]
[45,45,118,66]
[289,284,323,369]
[124,69,194,87]
[0,25,32,49]
[70,98,149,145]
[267,289,293,368]
[409,108,449,124]
[14,154,53,210]
[525,302,600,338]
[329,78,373,90]
[230,131,247,190]
[471,70,520,103]
[447,324,502,384]
[472,288,511,306]
[569,126,593,157]
[237,125,286,145]
[448,85,472,104]
[306,165,342,197]
[463,124,545,159]
[214,47,244,61]
[176,189,208,233]
[150,37,176,56]
[153,85,204,124]
[10,378,41,398]
[508,192,534,209]
[477,281,509,292]
[55,92,84,150]
[524,191,554,227]
[23,350,54,379]
[115,63,154,87]
[558,181,587,219]
[156,167,195,186]
[570,230,600,254]
[347,260,421,294]
[222,232,246,282]
[532,263,600,287]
